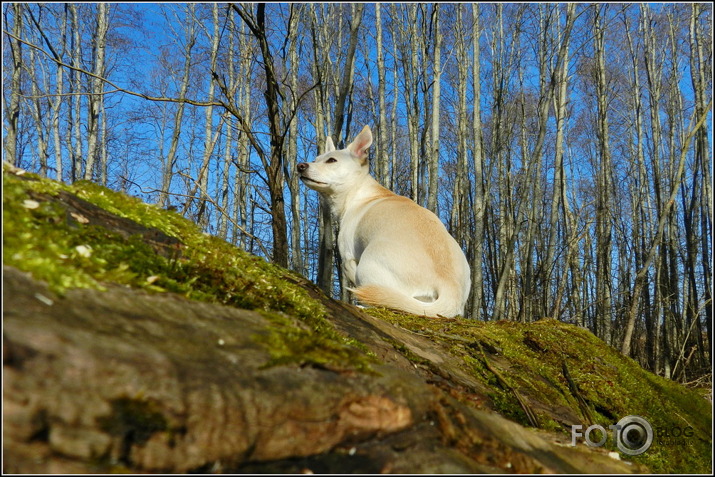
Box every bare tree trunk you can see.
[395,4,421,203]
[234,4,292,268]
[375,4,389,186]
[218,9,236,241]
[191,4,221,227]
[27,34,49,176]
[68,4,83,182]
[593,5,614,345]
[233,20,252,250]
[49,5,68,181]
[688,2,712,366]
[332,3,364,144]
[623,9,658,369]
[389,28,399,192]
[52,68,65,180]
[3,4,23,165]
[100,100,108,185]
[493,4,574,322]
[491,4,512,322]
[286,6,304,273]
[450,5,468,251]
[84,3,109,181]
[309,6,335,294]
[469,3,485,320]
[546,6,572,320]
[621,102,712,356]
[158,5,196,208]
[426,4,441,214]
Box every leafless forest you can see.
[3,3,712,382]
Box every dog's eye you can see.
[326,157,337,163]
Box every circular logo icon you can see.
[616,415,653,455]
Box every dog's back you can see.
[343,182,471,317]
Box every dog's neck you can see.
[324,174,389,221]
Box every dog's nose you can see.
[297,163,308,173]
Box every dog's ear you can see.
[348,125,373,161]
[324,136,336,153]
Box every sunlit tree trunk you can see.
[621,6,711,357]
[688,2,712,367]
[50,6,68,181]
[469,3,485,320]
[593,4,614,345]
[286,6,304,273]
[84,3,109,181]
[157,4,195,208]
[67,4,83,182]
[623,8,658,369]
[218,9,236,241]
[3,4,23,165]
[450,5,468,249]
[191,4,221,227]
[27,34,49,176]
[332,3,364,144]
[375,4,389,186]
[426,4,441,214]
[546,6,572,320]
[233,20,253,250]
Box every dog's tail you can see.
[348,284,464,318]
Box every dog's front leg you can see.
[343,257,359,286]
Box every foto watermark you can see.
[570,415,653,455]
[571,416,695,456]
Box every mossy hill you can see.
[3,164,712,474]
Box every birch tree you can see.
[593,4,614,345]
[83,3,108,181]
[184,4,221,227]
[157,5,196,208]
[375,3,389,186]
[285,5,305,273]
[67,3,83,182]
[469,3,486,319]
[449,5,469,250]
[545,5,572,321]
[426,4,441,214]
[687,2,712,367]
[3,3,23,165]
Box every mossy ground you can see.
[2,167,374,373]
[3,166,709,473]
[363,307,712,474]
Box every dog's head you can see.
[297,125,373,196]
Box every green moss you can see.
[362,309,711,474]
[2,168,373,374]
[254,311,377,373]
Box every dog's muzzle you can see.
[297,163,326,186]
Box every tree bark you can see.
[469,4,485,320]
[426,4,441,214]
[593,4,614,345]
[621,101,712,356]
[157,5,195,208]
[234,3,290,268]
[545,6,572,321]
[375,4,389,186]
[84,3,109,181]
[3,4,23,166]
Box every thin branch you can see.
[3,29,224,108]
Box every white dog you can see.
[297,126,471,318]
